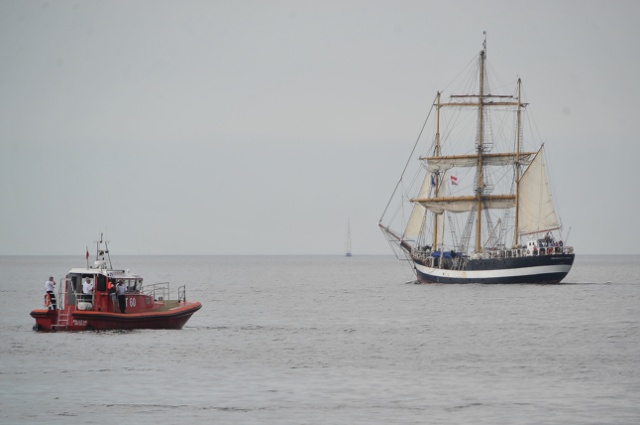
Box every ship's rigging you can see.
[380,43,563,258]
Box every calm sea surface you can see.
[1,254,639,424]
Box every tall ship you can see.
[379,39,575,284]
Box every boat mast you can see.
[475,46,486,253]
[432,91,442,248]
[513,78,523,248]
[345,218,352,256]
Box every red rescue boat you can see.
[31,237,202,331]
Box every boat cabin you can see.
[65,265,143,312]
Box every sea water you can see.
[1,255,639,424]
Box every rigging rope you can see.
[379,93,438,223]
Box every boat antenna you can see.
[95,234,101,262]
[104,239,112,269]
[483,31,487,52]
[94,232,112,269]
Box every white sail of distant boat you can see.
[379,36,574,284]
[345,218,352,257]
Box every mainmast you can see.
[513,78,523,248]
[474,48,486,253]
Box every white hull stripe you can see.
[414,262,572,279]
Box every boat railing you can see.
[178,285,187,303]
[55,277,69,309]
[411,249,431,261]
[143,282,171,303]
[451,257,469,270]
[485,245,574,258]
[412,243,573,270]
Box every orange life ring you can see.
[44,293,51,307]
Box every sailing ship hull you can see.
[412,254,575,284]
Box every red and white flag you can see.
[450,175,458,185]
[85,248,89,260]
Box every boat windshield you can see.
[115,278,143,292]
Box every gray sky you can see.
[1,0,638,255]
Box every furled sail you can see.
[414,195,515,214]
[425,152,536,172]
[517,147,560,235]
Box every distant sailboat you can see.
[379,37,575,283]
[345,218,352,257]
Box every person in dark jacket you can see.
[116,281,127,313]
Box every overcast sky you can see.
[1,0,638,255]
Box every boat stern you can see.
[30,309,57,331]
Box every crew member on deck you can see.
[116,281,126,313]
[82,278,94,302]
[44,276,56,310]
[107,280,117,311]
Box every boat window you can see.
[123,279,142,292]
[70,275,80,293]
[67,274,80,305]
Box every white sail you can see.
[345,218,352,256]
[404,173,433,238]
[405,175,447,247]
[517,147,560,235]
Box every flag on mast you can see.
[450,175,458,185]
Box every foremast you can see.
[432,91,442,249]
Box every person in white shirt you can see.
[44,277,57,310]
[82,278,94,302]
[116,281,127,313]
